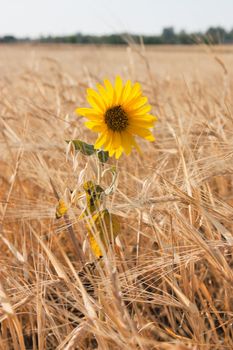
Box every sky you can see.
[0,0,233,38]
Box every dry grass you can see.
[0,43,233,350]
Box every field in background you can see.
[0,44,233,350]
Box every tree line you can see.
[1,27,233,45]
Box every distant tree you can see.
[177,30,193,44]
[162,27,176,44]
[225,29,233,43]
[206,27,226,44]
[2,26,233,45]
[0,35,16,43]
[143,35,163,45]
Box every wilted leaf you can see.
[86,209,120,258]
[56,199,68,219]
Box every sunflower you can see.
[76,76,157,159]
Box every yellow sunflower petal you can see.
[130,104,152,116]
[85,121,105,132]
[123,82,141,106]
[96,83,111,107]
[114,76,123,105]
[75,107,102,121]
[87,88,106,110]
[121,132,133,155]
[120,80,132,104]
[112,132,121,149]
[94,132,108,149]
[103,130,113,151]
[109,148,115,157]
[104,79,114,103]
[126,97,148,112]
[128,126,155,141]
[115,147,123,159]
[129,135,142,154]
[130,119,155,128]
[132,114,157,122]
[87,95,105,114]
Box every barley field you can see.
[0,43,233,350]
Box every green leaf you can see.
[97,150,109,163]
[68,140,95,156]
[66,139,110,163]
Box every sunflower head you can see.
[76,76,157,159]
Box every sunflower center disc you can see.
[104,105,129,132]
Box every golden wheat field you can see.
[0,43,233,350]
